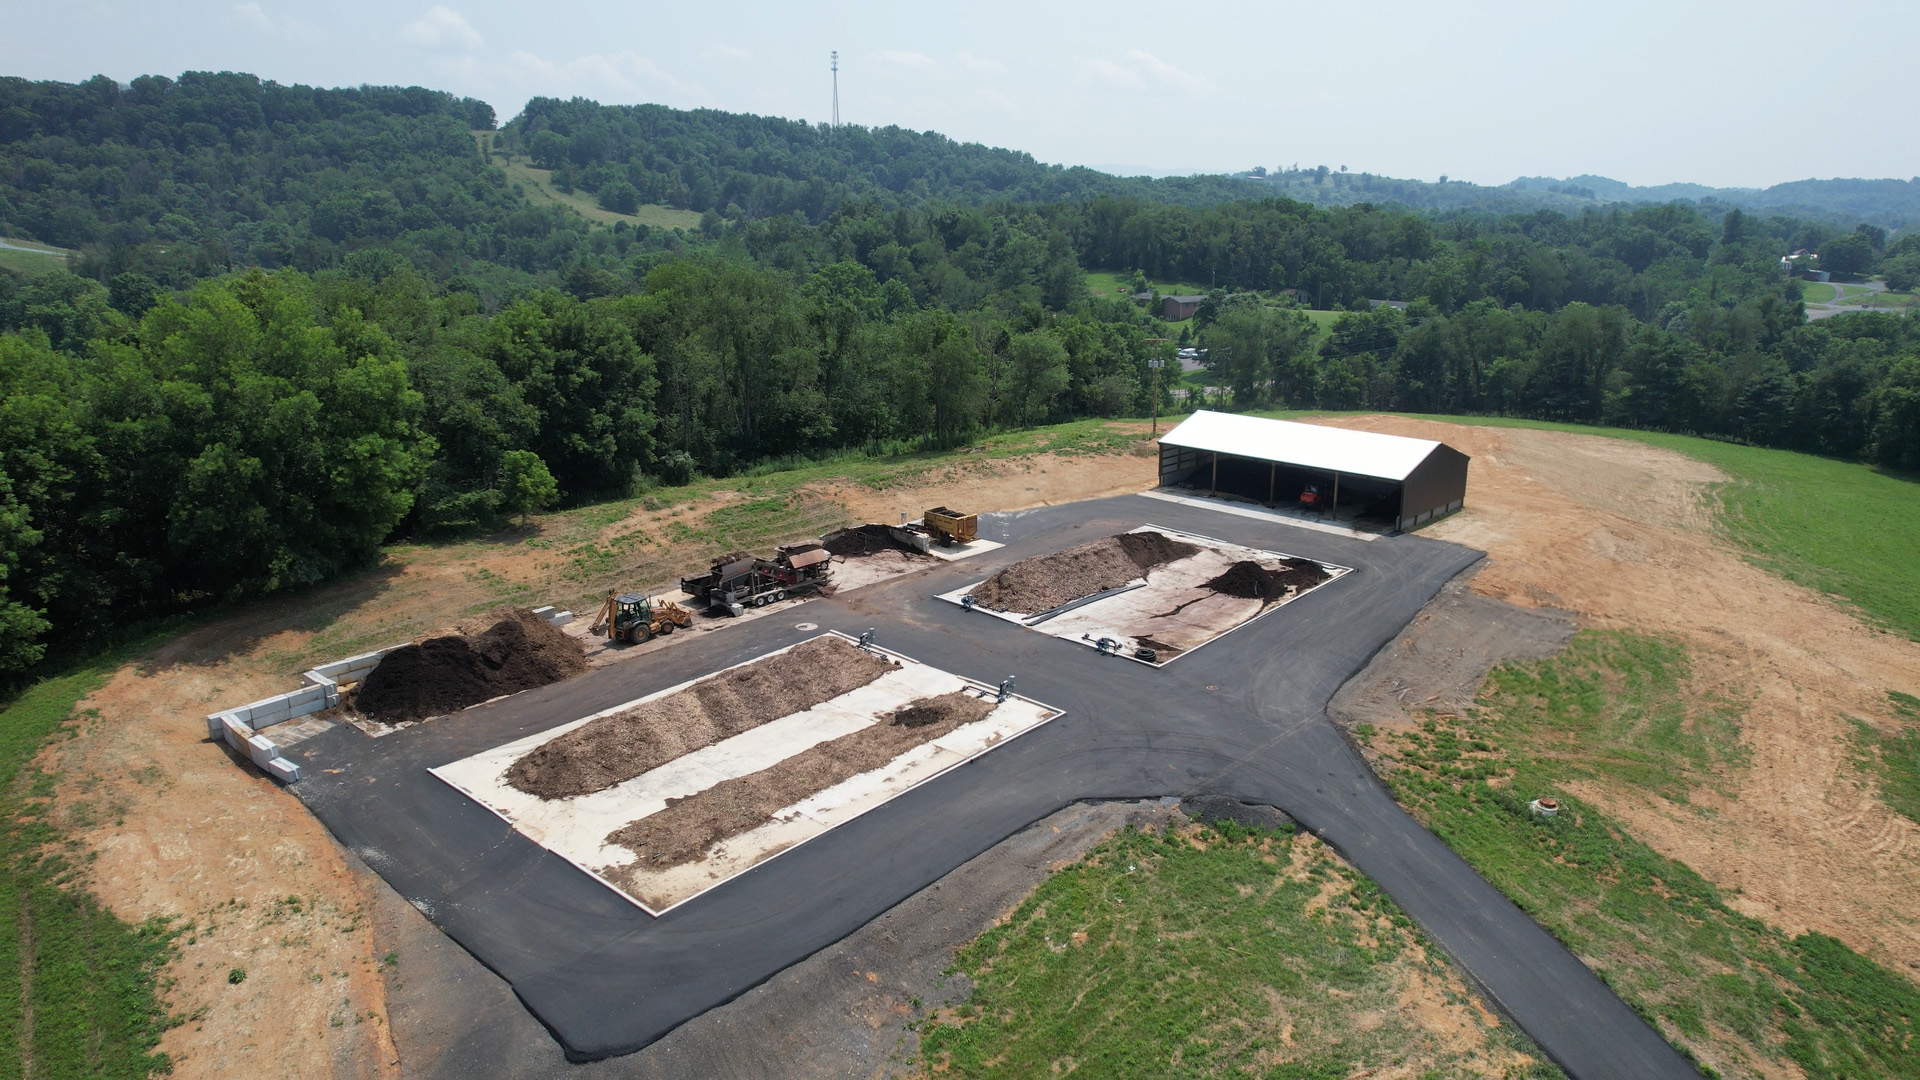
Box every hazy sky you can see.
[6,0,1914,189]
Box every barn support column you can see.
[1330,472,1340,520]
[1267,461,1275,505]
[1211,452,1218,495]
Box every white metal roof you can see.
[1157,411,1446,482]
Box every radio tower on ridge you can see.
[830,51,840,129]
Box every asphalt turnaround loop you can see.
[290,494,1699,1079]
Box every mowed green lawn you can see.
[1799,280,1837,303]
[1404,416,1920,641]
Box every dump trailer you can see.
[680,544,832,616]
[922,506,978,546]
[589,590,693,643]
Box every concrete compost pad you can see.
[430,634,1059,914]
[939,524,1348,665]
[285,493,1698,1079]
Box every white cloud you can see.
[955,51,1004,75]
[1125,49,1213,94]
[401,5,483,50]
[875,49,942,73]
[701,45,752,61]
[1078,57,1143,89]
[233,3,316,40]
[502,50,709,104]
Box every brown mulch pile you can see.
[606,690,995,869]
[1205,557,1331,602]
[352,610,587,724]
[823,524,907,557]
[505,636,897,800]
[968,530,1199,614]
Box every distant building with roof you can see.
[1161,295,1206,320]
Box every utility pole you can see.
[1148,357,1165,435]
[830,51,840,129]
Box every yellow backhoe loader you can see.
[589,590,692,644]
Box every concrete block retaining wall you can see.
[206,644,405,785]
[208,604,574,785]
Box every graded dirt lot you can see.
[1321,415,1920,980]
[32,414,1920,1076]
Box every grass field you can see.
[1082,269,1213,301]
[1846,290,1918,308]
[916,822,1561,1079]
[1396,416,1920,641]
[0,239,75,277]
[1357,631,1920,1079]
[0,655,179,1077]
[1798,280,1838,303]
[473,134,701,231]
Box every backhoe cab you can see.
[591,590,692,644]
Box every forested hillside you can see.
[1,69,1917,675]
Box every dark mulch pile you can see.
[1115,530,1199,570]
[969,530,1199,614]
[354,611,588,724]
[888,691,991,729]
[1205,558,1331,602]
[823,524,906,557]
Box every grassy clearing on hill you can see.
[471,133,701,231]
[0,655,179,1078]
[0,238,74,276]
[1082,270,1214,300]
[1396,415,1920,641]
[915,822,1561,1080]
[1357,630,1920,1079]
[1799,280,1838,303]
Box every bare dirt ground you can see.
[1320,415,1920,980]
[37,414,1920,1077]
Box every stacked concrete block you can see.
[532,606,575,627]
[204,644,402,785]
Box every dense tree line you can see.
[0,72,1915,674]
[499,97,1266,222]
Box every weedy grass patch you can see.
[916,822,1560,1079]
[0,660,179,1078]
[1359,630,1920,1079]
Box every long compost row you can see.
[606,690,995,870]
[506,636,897,800]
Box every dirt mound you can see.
[353,611,587,724]
[889,691,991,729]
[1115,530,1199,570]
[970,530,1197,614]
[823,524,906,557]
[1206,557,1330,602]
[506,636,896,800]
[608,690,995,869]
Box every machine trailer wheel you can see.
[773,590,787,602]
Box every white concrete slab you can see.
[430,633,1063,915]
[1139,489,1383,540]
[940,524,1350,666]
[610,691,1058,912]
[923,538,1003,562]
